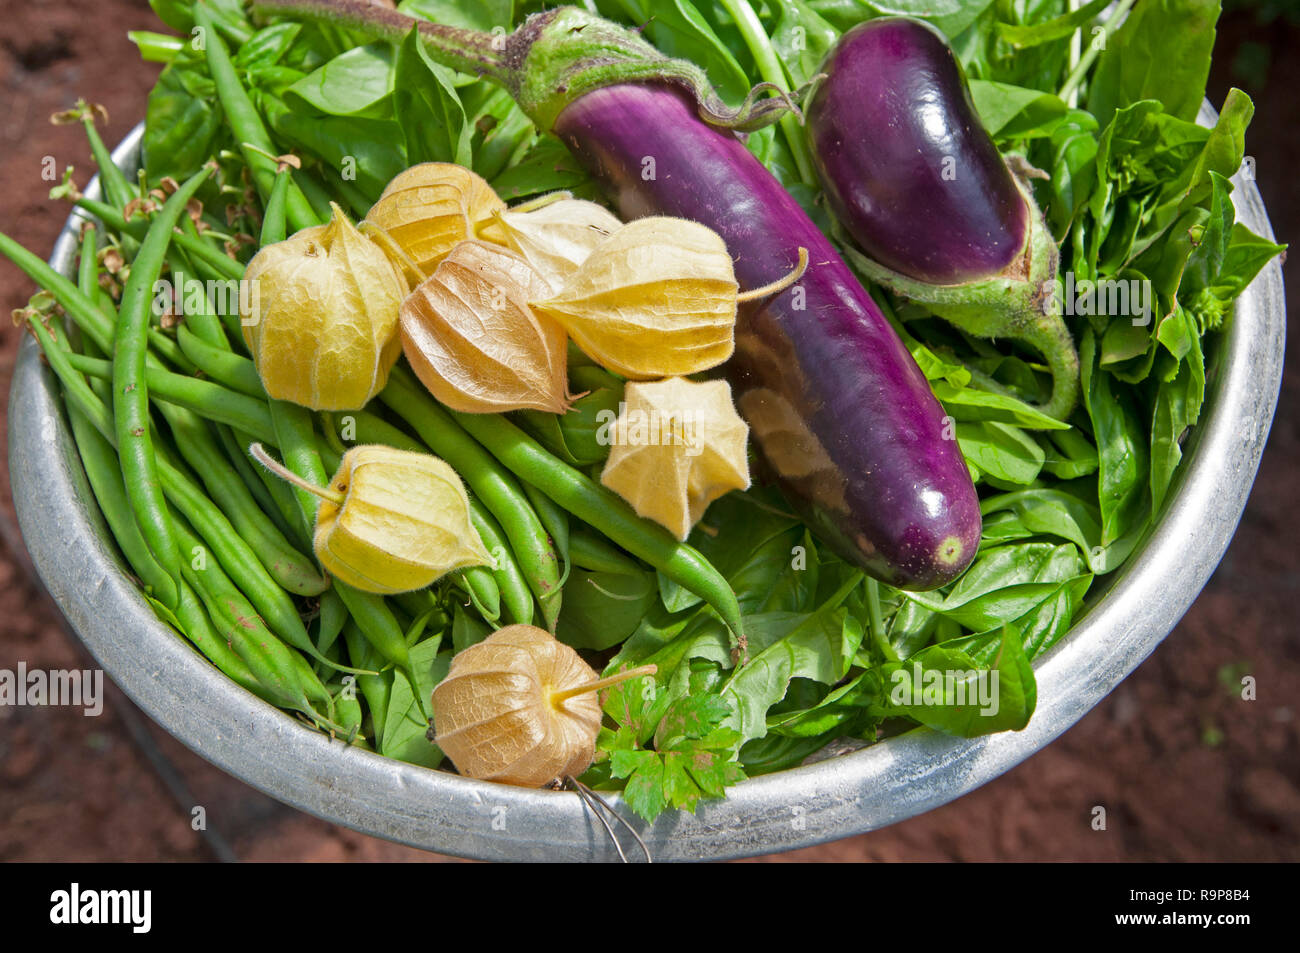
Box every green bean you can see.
[31,316,341,671]
[391,587,437,625]
[260,165,292,247]
[164,252,228,348]
[381,370,563,631]
[68,400,285,704]
[213,423,301,546]
[172,508,334,722]
[77,224,100,303]
[270,399,329,529]
[194,3,317,232]
[156,401,327,596]
[569,529,647,577]
[334,581,412,674]
[153,438,317,645]
[340,408,423,453]
[329,680,366,746]
[0,230,120,357]
[291,166,337,224]
[458,565,502,623]
[79,107,135,212]
[64,350,277,444]
[343,622,392,741]
[112,164,213,599]
[522,479,570,580]
[235,427,313,547]
[47,214,197,373]
[315,588,348,657]
[468,505,531,626]
[176,324,265,397]
[73,197,247,282]
[67,398,178,608]
[442,391,747,654]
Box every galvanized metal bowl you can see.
[8,109,1286,861]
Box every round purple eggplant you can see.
[555,84,981,589]
[805,16,1079,421]
[807,17,1029,285]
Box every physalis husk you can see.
[241,203,407,411]
[366,162,505,280]
[312,444,491,594]
[531,216,739,380]
[400,240,572,414]
[432,625,655,787]
[477,192,623,291]
[599,377,751,540]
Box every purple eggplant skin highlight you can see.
[807,17,1029,286]
[554,83,981,590]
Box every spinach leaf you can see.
[557,568,659,650]
[721,576,865,747]
[656,489,805,614]
[489,137,592,201]
[1087,0,1221,127]
[771,0,840,87]
[285,43,395,119]
[970,80,1069,140]
[1080,332,1149,543]
[956,420,1046,484]
[144,46,225,183]
[599,0,752,105]
[994,0,1111,49]
[881,627,1035,736]
[393,28,474,167]
[380,635,449,768]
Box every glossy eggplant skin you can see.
[807,17,1028,286]
[553,83,980,589]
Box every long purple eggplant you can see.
[806,17,1078,422]
[254,1,982,588]
[554,84,979,588]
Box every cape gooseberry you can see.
[432,625,656,788]
[400,240,573,414]
[531,216,807,380]
[250,443,490,595]
[599,377,752,540]
[477,191,623,291]
[241,203,407,411]
[365,162,506,281]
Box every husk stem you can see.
[842,173,1080,422]
[249,0,800,133]
[250,441,346,507]
[548,664,657,706]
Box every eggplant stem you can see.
[250,0,509,82]
[736,246,809,303]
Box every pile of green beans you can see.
[0,66,748,758]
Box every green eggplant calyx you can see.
[841,171,1080,422]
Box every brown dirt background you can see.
[0,0,1296,863]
